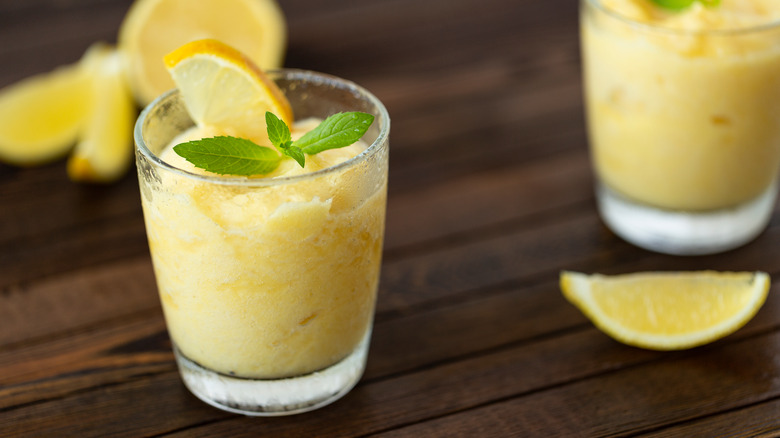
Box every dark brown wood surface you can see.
[2,0,780,436]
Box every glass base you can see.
[173,330,371,416]
[596,183,777,256]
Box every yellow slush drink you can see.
[142,119,386,379]
[582,0,780,211]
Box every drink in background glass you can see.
[134,69,390,415]
[581,0,780,255]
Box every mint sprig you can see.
[296,112,375,154]
[173,136,282,176]
[174,111,374,176]
[650,0,720,10]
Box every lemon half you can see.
[560,270,770,350]
[118,0,287,106]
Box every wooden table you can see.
[3,0,780,436]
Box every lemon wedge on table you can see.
[164,38,293,141]
[118,0,287,106]
[560,270,770,350]
[0,61,90,166]
[67,44,137,183]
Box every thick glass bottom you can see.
[596,182,777,256]
[173,329,371,416]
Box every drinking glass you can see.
[135,69,390,415]
[581,0,780,255]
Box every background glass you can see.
[581,0,780,255]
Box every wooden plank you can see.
[376,212,634,315]
[0,314,171,409]
[0,257,158,347]
[384,148,593,251]
[0,166,147,288]
[5,283,776,437]
[285,0,577,78]
[0,1,130,85]
[0,372,230,438]
[638,398,780,437]
[0,167,140,243]
[386,97,585,196]
[371,331,780,437]
[366,280,586,379]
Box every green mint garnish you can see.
[295,112,375,155]
[173,136,282,176]
[650,0,720,10]
[174,111,374,176]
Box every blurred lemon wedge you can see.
[118,0,287,106]
[0,59,90,166]
[560,270,770,350]
[164,39,292,142]
[67,44,137,183]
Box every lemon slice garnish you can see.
[118,0,287,106]
[67,44,137,183]
[560,270,770,350]
[164,39,292,142]
[0,60,90,166]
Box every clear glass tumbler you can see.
[134,69,390,415]
[581,0,780,255]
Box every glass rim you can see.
[134,68,390,187]
[584,0,780,36]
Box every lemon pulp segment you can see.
[0,63,90,166]
[560,270,770,350]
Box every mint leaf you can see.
[281,144,305,167]
[650,0,719,10]
[173,136,282,176]
[296,112,375,155]
[266,112,292,152]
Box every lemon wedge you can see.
[118,0,287,106]
[164,39,292,142]
[560,270,770,350]
[0,61,90,166]
[67,44,137,183]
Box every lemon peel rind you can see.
[560,271,770,350]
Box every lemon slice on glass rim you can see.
[163,38,293,143]
[560,270,770,350]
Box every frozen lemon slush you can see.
[140,120,387,379]
[583,0,780,211]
